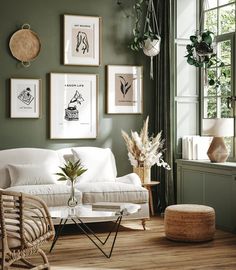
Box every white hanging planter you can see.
[143,37,161,80]
[143,37,161,57]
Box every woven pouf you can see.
[164,204,215,242]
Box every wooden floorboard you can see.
[18,217,236,270]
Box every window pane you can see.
[219,66,231,96]
[204,85,217,96]
[205,0,217,9]
[221,97,231,117]
[218,40,231,65]
[204,10,217,33]
[219,4,235,34]
[224,137,233,158]
[204,97,217,118]
[219,0,236,6]
[205,69,217,96]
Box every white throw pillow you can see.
[71,147,116,183]
[8,164,57,187]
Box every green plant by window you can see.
[185,30,225,86]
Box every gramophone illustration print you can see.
[17,87,34,105]
[65,90,84,121]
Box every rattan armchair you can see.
[0,190,55,269]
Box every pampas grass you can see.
[122,116,170,170]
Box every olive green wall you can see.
[0,0,154,175]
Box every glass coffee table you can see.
[48,203,141,258]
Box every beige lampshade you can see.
[202,118,234,137]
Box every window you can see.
[202,0,236,155]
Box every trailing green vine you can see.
[130,0,159,51]
[185,30,225,86]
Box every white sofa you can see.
[0,147,149,224]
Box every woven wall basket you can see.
[9,24,41,67]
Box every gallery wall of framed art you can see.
[1,0,153,175]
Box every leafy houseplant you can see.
[56,160,87,207]
[130,0,160,52]
[130,0,161,80]
[121,116,170,184]
[185,30,225,86]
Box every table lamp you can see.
[202,118,234,163]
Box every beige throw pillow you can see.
[8,164,57,187]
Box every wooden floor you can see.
[26,217,236,270]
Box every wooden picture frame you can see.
[106,65,143,114]
[64,14,101,66]
[10,78,41,118]
[50,73,98,139]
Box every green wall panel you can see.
[182,169,204,203]
[205,173,232,230]
[0,0,154,176]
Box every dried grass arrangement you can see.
[122,116,170,170]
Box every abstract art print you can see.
[10,78,41,118]
[106,65,143,114]
[64,15,101,66]
[50,73,98,139]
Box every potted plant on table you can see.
[56,160,87,207]
[121,116,170,184]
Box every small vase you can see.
[133,166,151,184]
[68,180,78,208]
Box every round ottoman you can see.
[164,204,215,242]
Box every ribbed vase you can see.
[133,166,151,184]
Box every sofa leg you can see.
[141,219,146,230]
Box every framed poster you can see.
[50,73,98,139]
[10,78,41,118]
[106,65,143,114]
[64,14,101,66]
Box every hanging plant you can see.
[185,30,225,86]
[130,0,161,79]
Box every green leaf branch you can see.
[55,160,87,183]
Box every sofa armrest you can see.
[116,173,142,186]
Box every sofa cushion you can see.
[76,182,148,204]
[72,147,117,183]
[5,184,82,207]
[0,148,60,189]
[8,164,57,186]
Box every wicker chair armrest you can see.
[22,193,55,241]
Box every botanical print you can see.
[115,73,136,106]
[72,25,94,58]
[16,84,36,112]
[107,65,143,114]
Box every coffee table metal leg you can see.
[77,216,120,245]
[49,218,68,253]
[71,216,122,258]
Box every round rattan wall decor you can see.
[9,24,41,67]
